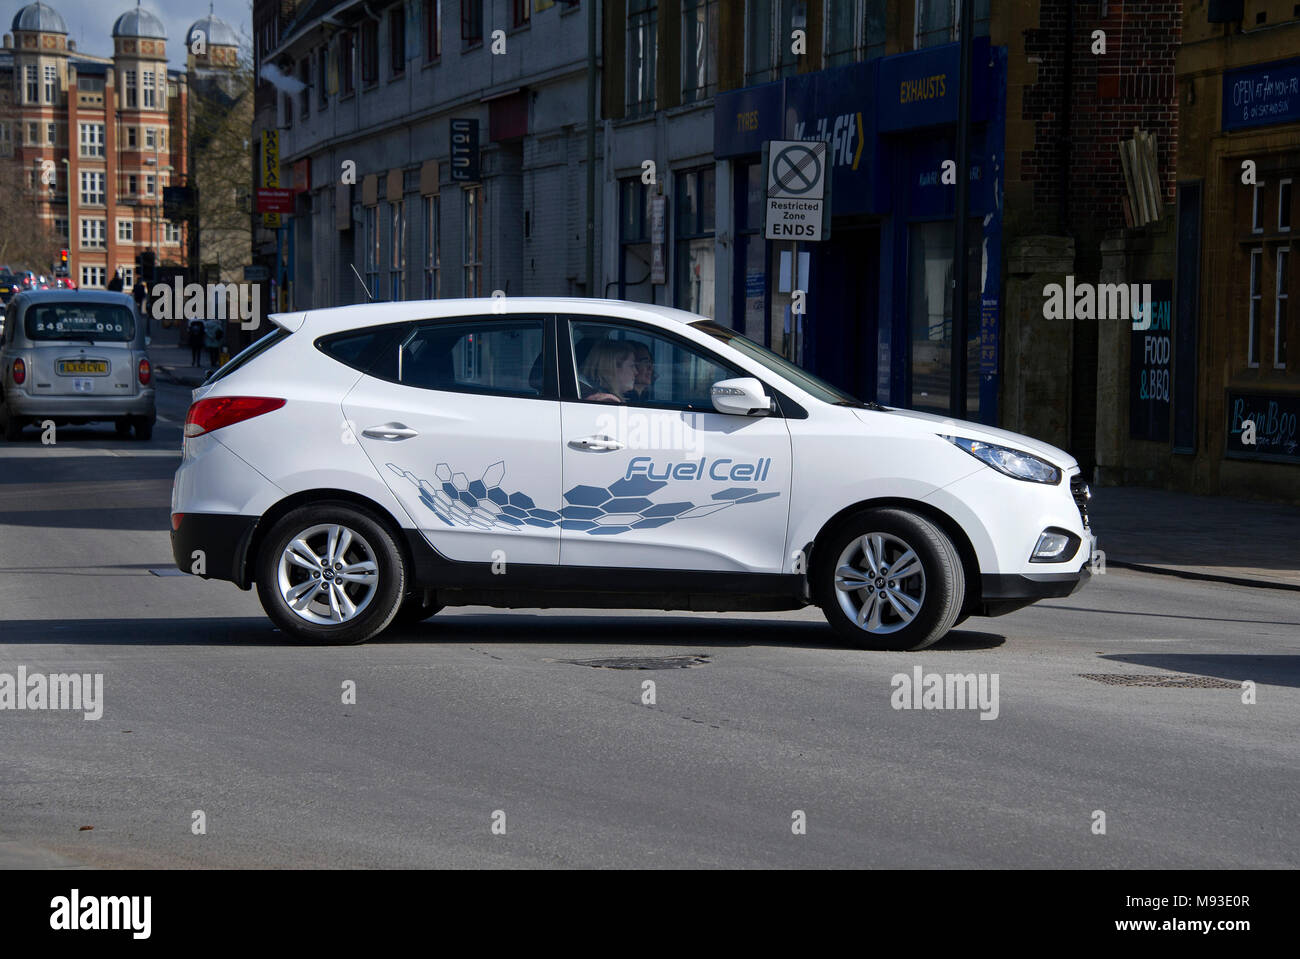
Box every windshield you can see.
[25,302,136,343]
[691,320,885,409]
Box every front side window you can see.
[673,166,716,317]
[400,318,548,397]
[568,318,738,411]
[694,319,867,406]
[626,0,658,115]
[681,0,718,102]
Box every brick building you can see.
[0,2,191,288]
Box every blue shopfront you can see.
[715,39,1007,425]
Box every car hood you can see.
[853,407,1079,471]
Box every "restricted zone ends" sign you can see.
[765,140,827,241]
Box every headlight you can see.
[941,435,1062,484]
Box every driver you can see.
[580,340,636,403]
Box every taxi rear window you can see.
[25,303,135,342]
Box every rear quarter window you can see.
[206,326,291,384]
[315,324,404,381]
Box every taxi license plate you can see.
[58,360,108,375]
[73,378,94,393]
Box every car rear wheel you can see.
[817,507,965,651]
[255,502,406,645]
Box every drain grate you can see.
[563,655,711,670]
[1078,673,1239,689]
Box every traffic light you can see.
[60,248,68,266]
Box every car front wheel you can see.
[817,507,966,651]
[255,503,406,645]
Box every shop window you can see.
[627,0,658,116]
[908,220,981,415]
[825,0,886,67]
[915,0,990,49]
[463,185,484,297]
[1248,248,1262,368]
[424,194,441,298]
[681,0,718,102]
[1276,248,1289,370]
[673,167,716,317]
[618,178,653,302]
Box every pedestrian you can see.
[188,317,205,367]
[204,318,224,368]
[107,269,124,292]
[132,278,148,314]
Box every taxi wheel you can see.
[817,508,965,652]
[255,501,406,645]
[115,418,132,437]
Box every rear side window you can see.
[206,326,290,384]
[25,302,135,342]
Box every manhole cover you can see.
[563,655,710,670]
[1078,673,1238,688]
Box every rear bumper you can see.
[171,512,259,584]
[6,388,155,420]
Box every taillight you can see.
[138,358,151,385]
[11,358,25,385]
[184,396,285,438]
[171,513,184,531]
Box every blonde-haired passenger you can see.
[580,340,637,403]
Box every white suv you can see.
[170,298,1092,649]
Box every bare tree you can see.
[0,135,62,272]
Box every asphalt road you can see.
[1,378,1296,868]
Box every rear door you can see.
[340,314,564,565]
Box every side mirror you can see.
[711,377,773,416]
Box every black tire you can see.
[391,589,444,626]
[816,507,966,651]
[133,417,153,441]
[115,418,132,437]
[255,502,406,645]
[1,405,23,441]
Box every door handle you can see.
[362,423,419,440]
[568,434,625,451]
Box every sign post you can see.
[764,139,827,241]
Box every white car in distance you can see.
[170,297,1092,649]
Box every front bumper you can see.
[7,388,156,421]
[979,564,1090,616]
[171,512,259,585]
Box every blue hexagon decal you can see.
[564,485,611,507]
[608,476,668,497]
[603,497,654,513]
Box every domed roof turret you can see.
[112,5,167,40]
[11,2,68,34]
[188,12,239,48]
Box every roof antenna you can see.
[350,263,374,301]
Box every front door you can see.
[342,314,563,565]
[558,316,792,573]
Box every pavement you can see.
[150,336,212,389]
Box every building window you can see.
[390,199,406,300]
[44,64,57,102]
[1248,248,1262,368]
[119,266,135,286]
[283,92,294,127]
[145,175,156,196]
[1276,248,1290,369]
[117,219,134,242]
[390,6,406,76]
[463,185,483,296]
[79,217,106,249]
[159,128,166,149]
[145,127,156,149]
[1280,179,1293,233]
[916,0,990,48]
[462,0,484,47]
[125,70,138,108]
[299,59,310,118]
[165,222,182,244]
[24,65,38,103]
[361,19,380,84]
[46,122,56,145]
[318,45,329,108]
[512,0,531,28]
[627,0,658,116]
[80,265,106,288]
[26,121,38,146]
[618,178,652,302]
[673,167,716,316]
[826,0,886,66]
[424,194,441,297]
[365,206,380,297]
[1252,183,1264,233]
[424,0,442,61]
[745,0,773,84]
[681,0,718,102]
[79,123,105,157]
[127,174,138,195]
[142,71,156,108]
[54,217,68,240]
[80,171,106,205]
[340,31,356,94]
[127,127,137,148]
